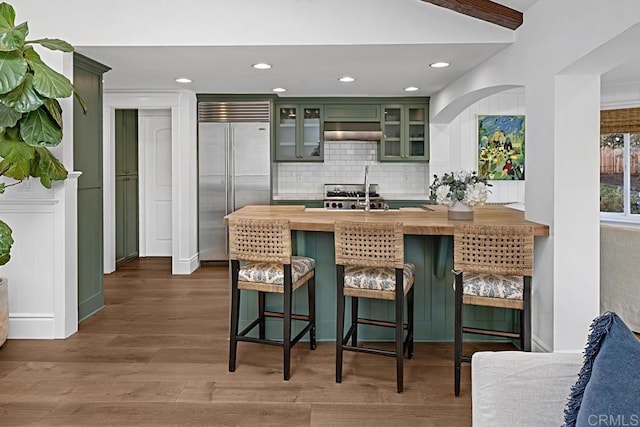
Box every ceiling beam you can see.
[421,0,523,30]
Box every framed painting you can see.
[477,115,525,180]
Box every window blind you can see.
[601,107,640,134]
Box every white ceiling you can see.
[78,43,510,97]
[75,1,529,98]
[601,56,640,86]
[75,0,636,98]
[493,0,538,11]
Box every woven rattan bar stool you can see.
[334,220,415,393]
[453,223,534,396]
[228,217,316,381]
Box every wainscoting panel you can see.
[0,200,57,338]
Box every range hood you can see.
[323,122,382,142]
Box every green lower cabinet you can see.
[74,53,110,322]
[237,232,515,342]
[386,200,431,209]
[271,200,324,207]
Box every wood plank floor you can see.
[0,258,515,426]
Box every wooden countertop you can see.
[224,205,549,236]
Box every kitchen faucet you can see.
[364,165,370,211]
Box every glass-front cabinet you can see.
[275,104,323,161]
[380,104,428,161]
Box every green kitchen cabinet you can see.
[274,104,323,161]
[115,109,139,265]
[380,104,429,162]
[74,53,111,322]
[271,200,324,208]
[324,104,381,122]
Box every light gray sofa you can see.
[472,351,583,426]
[600,224,640,333]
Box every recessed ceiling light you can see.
[272,87,286,93]
[404,86,419,92]
[338,76,355,82]
[429,62,450,68]
[252,63,272,69]
[175,77,192,83]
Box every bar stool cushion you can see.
[238,256,315,285]
[460,272,524,300]
[343,263,415,291]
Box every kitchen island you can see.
[224,205,548,342]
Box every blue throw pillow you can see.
[564,312,640,427]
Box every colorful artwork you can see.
[478,115,525,180]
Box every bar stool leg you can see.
[308,276,317,350]
[283,265,292,381]
[351,296,358,347]
[408,285,415,359]
[229,260,241,373]
[395,268,404,393]
[258,291,266,340]
[522,276,532,352]
[336,265,345,384]
[454,272,463,396]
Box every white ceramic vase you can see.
[0,277,7,347]
[448,200,474,220]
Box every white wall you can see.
[431,88,526,204]
[431,0,640,351]
[0,50,80,339]
[602,81,640,109]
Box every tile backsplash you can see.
[273,141,429,199]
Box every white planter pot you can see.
[448,200,474,220]
[0,277,7,347]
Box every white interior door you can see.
[139,110,172,256]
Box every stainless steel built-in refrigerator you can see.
[198,102,271,261]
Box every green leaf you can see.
[0,101,21,127]
[0,219,13,266]
[0,49,27,94]
[20,106,62,147]
[24,48,73,99]
[0,21,28,52]
[43,98,62,128]
[0,133,36,179]
[0,72,43,112]
[0,182,4,194]
[33,146,67,188]
[27,38,74,53]
[0,3,16,30]
[4,123,18,139]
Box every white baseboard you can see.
[172,254,199,275]
[9,314,55,339]
[532,334,552,352]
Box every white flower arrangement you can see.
[429,170,491,207]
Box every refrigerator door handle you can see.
[230,126,236,212]
[225,126,230,214]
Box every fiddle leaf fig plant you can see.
[0,2,84,266]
